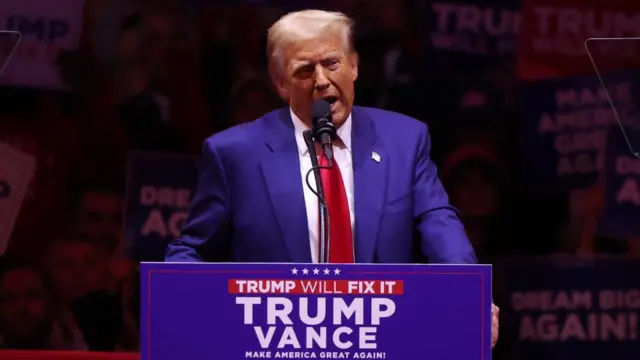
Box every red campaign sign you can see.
[517,0,640,81]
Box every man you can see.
[165,10,498,346]
[43,236,134,351]
[74,183,125,252]
[0,262,85,349]
[44,236,111,304]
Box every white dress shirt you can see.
[290,109,356,263]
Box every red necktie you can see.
[318,150,354,263]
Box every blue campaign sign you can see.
[599,129,640,237]
[141,263,492,359]
[124,151,199,261]
[518,69,640,194]
[497,256,640,360]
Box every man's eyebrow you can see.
[290,53,342,72]
[322,52,341,59]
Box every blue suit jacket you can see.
[165,106,477,264]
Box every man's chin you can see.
[331,104,350,127]
[332,114,347,127]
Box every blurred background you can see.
[1,0,640,358]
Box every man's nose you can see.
[314,67,330,91]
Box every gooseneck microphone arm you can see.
[303,130,331,263]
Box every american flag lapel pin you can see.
[371,151,381,163]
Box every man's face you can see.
[140,12,176,80]
[46,242,110,302]
[77,190,124,248]
[274,34,358,127]
[451,168,499,217]
[0,269,51,339]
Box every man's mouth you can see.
[323,96,338,105]
[323,96,339,112]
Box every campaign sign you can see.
[0,0,85,89]
[0,142,35,255]
[518,69,640,194]
[424,2,521,127]
[517,0,640,81]
[141,263,492,360]
[497,256,640,360]
[124,151,199,262]
[428,1,520,57]
[599,129,640,237]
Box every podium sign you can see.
[141,263,492,359]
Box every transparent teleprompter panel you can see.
[586,38,640,236]
[0,31,21,78]
[585,37,640,157]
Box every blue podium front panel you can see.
[141,263,492,360]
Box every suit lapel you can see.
[351,107,387,263]
[260,109,312,262]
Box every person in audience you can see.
[42,235,136,351]
[230,77,282,125]
[110,9,211,154]
[228,5,270,84]
[442,146,510,262]
[73,183,125,253]
[44,236,111,304]
[354,0,425,118]
[199,6,235,131]
[558,186,633,255]
[0,261,86,350]
[72,183,138,347]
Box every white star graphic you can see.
[313,268,320,275]
[323,268,331,275]
[302,268,309,275]
[333,269,341,275]
[291,268,298,275]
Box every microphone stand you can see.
[303,130,330,263]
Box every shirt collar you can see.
[290,107,352,156]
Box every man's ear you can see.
[269,64,289,101]
[349,52,359,82]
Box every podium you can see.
[141,263,492,359]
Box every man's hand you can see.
[491,303,499,348]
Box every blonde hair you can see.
[267,10,355,76]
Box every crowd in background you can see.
[0,0,637,356]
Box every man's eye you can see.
[326,59,340,69]
[294,65,314,77]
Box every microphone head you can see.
[311,99,332,127]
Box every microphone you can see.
[311,99,337,163]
